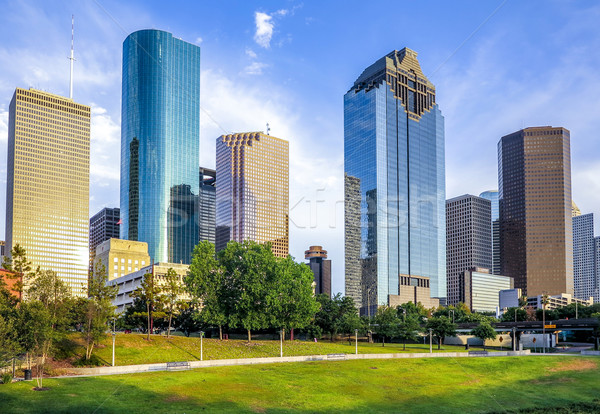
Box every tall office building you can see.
[498,126,573,297]
[120,29,201,265]
[344,48,446,314]
[6,88,90,296]
[215,132,289,257]
[446,195,492,305]
[89,207,120,273]
[305,246,332,297]
[573,213,598,302]
[199,167,216,244]
[572,201,582,217]
[595,237,600,303]
[479,190,500,275]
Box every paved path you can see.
[53,350,531,378]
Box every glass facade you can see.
[199,167,216,244]
[573,214,595,300]
[6,88,90,296]
[344,48,446,312]
[120,29,200,264]
[479,190,500,275]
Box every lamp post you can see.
[542,294,549,354]
[450,309,455,324]
[429,328,433,353]
[576,301,578,319]
[401,308,406,322]
[111,318,116,367]
[514,308,518,323]
[280,329,283,358]
[355,329,358,355]
[200,331,204,361]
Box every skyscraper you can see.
[344,48,446,313]
[446,195,492,305]
[120,29,201,265]
[6,88,90,296]
[573,214,597,301]
[199,167,216,245]
[89,207,120,274]
[479,190,501,275]
[305,245,332,297]
[216,132,289,257]
[498,126,573,297]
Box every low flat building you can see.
[388,275,440,310]
[95,238,151,281]
[108,262,191,313]
[527,293,593,310]
[461,268,513,313]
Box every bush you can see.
[1,373,13,385]
[72,354,105,367]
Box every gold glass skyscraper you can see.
[6,88,90,296]
[216,132,289,257]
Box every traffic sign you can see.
[544,324,556,329]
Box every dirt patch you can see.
[532,376,575,385]
[164,394,190,402]
[32,387,50,391]
[548,359,598,373]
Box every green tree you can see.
[175,302,202,337]
[120,298,148,332]
[471,320,497,349]
[162,268,185,338]
[397,302,429,324]
[186,241,228,339]
[501,307,527,322]
[313,293,358,341]
[374,306,399,347]
[397,316,420,350]
[131,273,163,340]
[2,243,35,296]
[81,260,118,360]
[16,300,53,389]
[426,316,457,350]
[335,310,363,344]
[267,256,320,339]
[219,241,272,342]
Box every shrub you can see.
[1,373,13,385]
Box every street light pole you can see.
[111,319,116,367]
[200,331,204,361]
[429,328,433,353]
[355,329,358,355]
[450,309,454,324]
[280,329,283,358]
[514,308,517,323]
[576,301,578,319]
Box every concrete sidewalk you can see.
[62,350,531,377]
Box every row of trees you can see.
[0,244,117,388]
[185,240,319,341]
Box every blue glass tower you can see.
[479,190,500,275]
[120,29,200,264]
[344,48,446,313]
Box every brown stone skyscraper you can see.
[498,126,573,297]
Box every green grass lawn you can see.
[1,356,599,413]
[58,333,485,367]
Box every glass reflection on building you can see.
[344,48,446,314]
[120,29,201,264]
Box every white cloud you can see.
[0,110,8,144]
[195,37,203,45]
[243,61,268,75]
[254,12,274,48]
[245,48,257,59]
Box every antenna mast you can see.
[68,15,75,99]
[266,123,270,135]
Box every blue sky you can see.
[1,1,599,295]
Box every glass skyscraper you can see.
[344,48,446,313]
[479,190,500,275]
[120,29,201,264]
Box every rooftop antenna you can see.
[266,122,270,135]
[68,14,75,99]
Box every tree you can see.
[16,301,52,389]
[374,306,399,347]
[81,260,118,360]
[267,256,320,339]
[500,307,527,322]
[218,241,272,341]
[162,268,185,338]
[313,293,358,341]
[2,243,35,296]
[186,241,227,339]
[335,310,363,344]
[397,316,420,350]
[175,302,202,337]
[397,302,429,324]
[471,320,497,349]
[426,316,457,350]
[131,273,163,340]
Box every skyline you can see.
[1,1,600,296]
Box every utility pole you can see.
[512,327,516,351]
